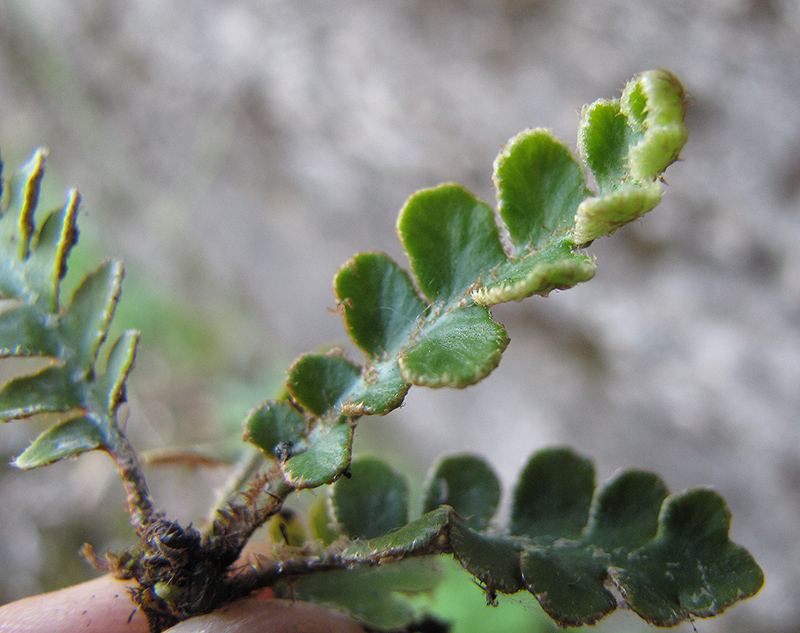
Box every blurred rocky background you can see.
[1,1,799,632]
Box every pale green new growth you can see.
[573,69,688,244]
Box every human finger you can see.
[0,574,366,633]
[0,574,148,633]
[165,597,366,633]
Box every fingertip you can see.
[166,597,366,633]
[0,575,148,633]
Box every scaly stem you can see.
[207,444,266,526]
[210,465,296,548]
[107,431,160,533]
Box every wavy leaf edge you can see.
[296,449,763,629]
[245,70,690,492]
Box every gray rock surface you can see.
[1,1,799,631]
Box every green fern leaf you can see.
[287,559,442,631]
[472,236,596,305]
[0,149,138,470]
[341,359,408,416]
[0,303,60,358]
[93,329,139,416]
[399,303,509,388]
[511,448,596,540]
[448,520,526,594]
[330,456,409,540]
[315,449,761,628]
[422,454,501,532]
[0,149,47,277]
[281,421,353,489]
[397,184,506,301]
[3,72,758,633]
[13,415,106,469]
[59,260,123,372]
[246,71,688,479]
[287,352,362,418]
[609,488,764,625]
[573,69,688,244]
[495,128,589,252]
[0,365,82,419]
[242,400,308,459]
[335,252,426,358]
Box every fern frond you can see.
[242,450,763,630]
[245,70,689,490]
[0,149,153,527]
